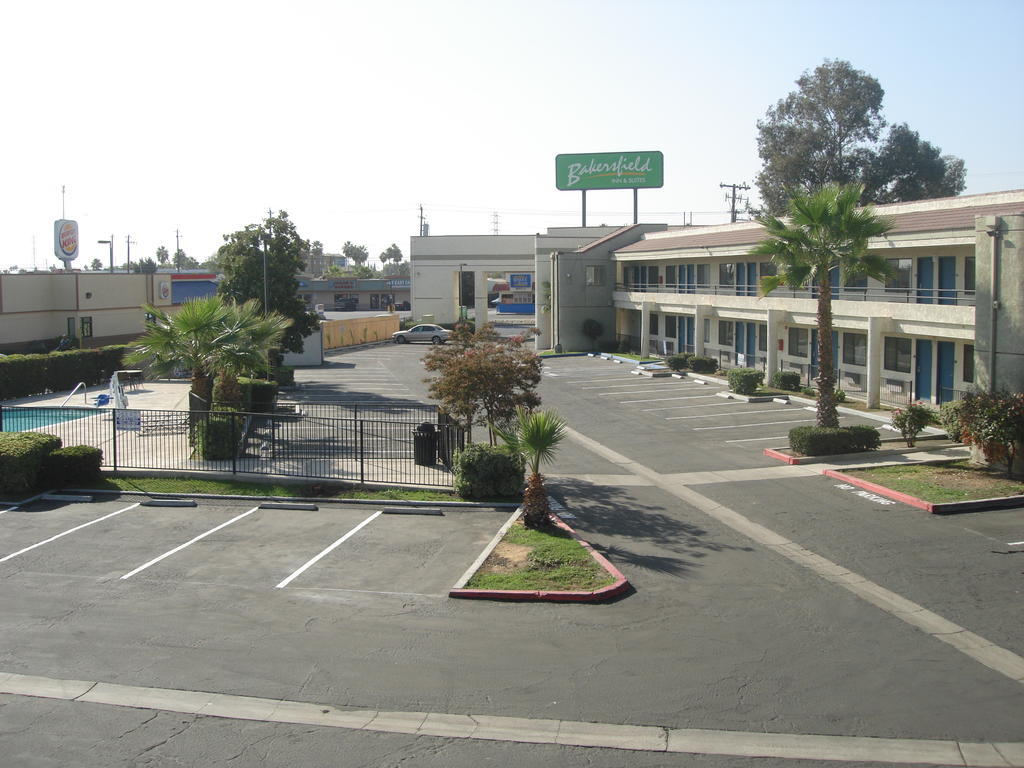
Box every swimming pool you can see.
[1,407,95,432]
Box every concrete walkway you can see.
[4,379,192,411]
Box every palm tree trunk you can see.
[815,279,839,428]
[521,472,551,529]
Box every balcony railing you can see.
[616,282,975,306]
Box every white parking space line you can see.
[693,418,815,431]
[725,435,789,443]
[599,387,683,396]
[275,510,383,589]
[645,401,738,412]
[548,375,640,384]
[666,408,789,420]
[0,503,141,563]
[621,395,715,404]
[120,506,260,580]
[582,382,680,390]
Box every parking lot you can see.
[0,497,512,597]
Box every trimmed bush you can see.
[788,425,880,456]
[453,443,525,500]
[195,412,243,460]
[43,445,103,487]
[666,353,692,372]
[688,356,717,374]
[0,345,128,400]
[240,377,278,413]
[726,367,764,395]
[770,370,802,391]
[0,432,63,494]
[271,366,295,386]
[939,400,966,442]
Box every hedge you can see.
[42,445,103,487]
[0,345,128,401]
[789,425,881,456]
[666,353,692,372]
[453,444,524,499]
[0,432,63,494]
[195,412,243,460]
[689,356,717,374]
[771,370,802,392]
[241,377,279,413]
[727,367,764,395]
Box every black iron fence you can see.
[0,405,463,489]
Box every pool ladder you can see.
[59,382,90,408]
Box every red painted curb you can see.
[763,448,801,465]
[823,469,934,511]
[449,513,631,603]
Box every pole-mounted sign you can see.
[54,219,79,269]
[555,151,663,226]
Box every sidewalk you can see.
[4,380,192,412]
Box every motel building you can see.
[589,189,1024,408]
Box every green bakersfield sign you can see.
[555,151,664,191]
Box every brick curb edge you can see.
[449,513,631,603]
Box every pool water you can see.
[1,407,94,432]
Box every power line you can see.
[719,182,750,223]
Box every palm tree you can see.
[492,407,567,529]
[211,300,293,408]
[750,183,894,427]
[126,296,291,405]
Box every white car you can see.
[392,324,450,344]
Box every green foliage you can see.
[216,211,318,353]
[342,241,369,267]
[756,59,964,214]
[666,353,692,371]
[726,367,764,395]
[834,389,847,402]
[271,366,295,386]
[452,443,524,499]
[43,445,103,487]
[771,370,802,391]
[379,243,403,266]
[891,401,932,447]
[195,412,242,460]
[789,425,880,456]
[939,400,967,442]
[491,407,567,529]
[581,318,603,349]
[688,356,717,374]
[0,432,62,494]
[0,345,127,400]
[801,386,817,397]
[958,391,1024,476]
[240,377,278,413]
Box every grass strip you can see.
[844,460,1024,503]
[466,522,615,591]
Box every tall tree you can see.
[862,123,966,204]
[134,257,158,274]
[423,324,542,442]
[89,258,102,271]
[216,211,319,353]
[173,248,199,270]
[756,59,965,213]
[750,183,894,427]
[380,243,403,270]
[155,246,170,266]
[342,241,369,267]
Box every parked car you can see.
[392,324,449,344]
[334,298,358,311]
[395,300,411,311]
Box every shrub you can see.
[271,366,295,386]
[0,432,63,494]
[834,389,847,403]
[596,339,619,353]
[726,367,764,395]
[453,443,525,499]
[617,338,633,354]
[195,412,242,460]
[891,401,932,447]
[581,318,603,349]
[241,377,279,413]
[801,387,817,397]
[958,390,1024,476]
[688,356,717,374]
[666,353,692,372]
[939,400,966,442]
[43,445,103,487]
[0,345,128,400]
[770,370,802,391]
[788,425,880,456]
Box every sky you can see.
[3,0,1022,273]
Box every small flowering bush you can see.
[891,401,932,447]
[959,391,1024,477]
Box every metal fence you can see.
[0,405,463,489]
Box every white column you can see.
[766,308,783,378]
[694,305,707,356]
[535,251,553,350]
[866,315,883,408]
[640,302,651,358]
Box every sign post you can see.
[555,151,664,226]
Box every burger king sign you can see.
[54,219,79,266]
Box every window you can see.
[759,262,776,278]
[664,265,676,289]
[842,333,867,366]
[665,316,677,339]
[695,264,710,289]
[718,320,734,346]
[80,317,93,338]
[718,263,735,287]
[788,328,809,357]
[885,259,912,291]
[963,344,975,383]
[67,317,77,338]
[649,313,659,335]
[844,274,867,290]
[964,257,976,293]
[585,265,604,286]
[758,324,767,352]
[884,337,912,373]
[702,318,710,344]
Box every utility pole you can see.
[720,182,750,223]
[491,212,500,236]
[418,204,429,237]
[125,235,136,272]
[175,228,182,255]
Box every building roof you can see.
[616,189,1024,255]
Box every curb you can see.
[762,437,958,466]
[449,512,631,603]
[823,468,1024,514]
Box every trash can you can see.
[412,422,438,466]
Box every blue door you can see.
[735,322,745,361]
[745,322,756,359]
[683,264,694,294]
[915,339,933,402]
[937,341,955,403]
[917,258,934,304]
[680,316,695,353]
[811,330,839,379]
[938,257,956,305]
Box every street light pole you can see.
[98,237,113,272]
